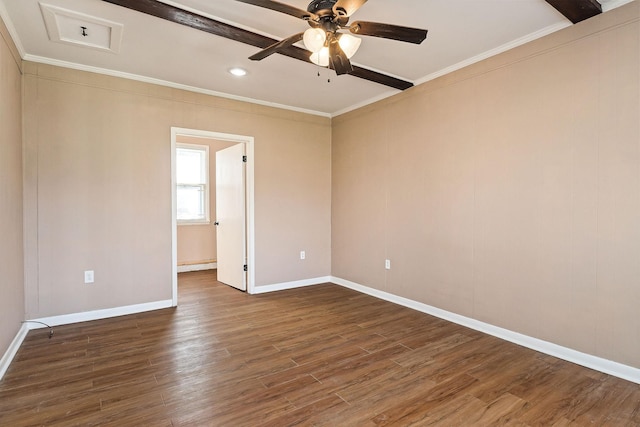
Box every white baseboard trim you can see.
[27,300,174,328]
[0,323,29,381]
[251,276,332,294]
[177,263,217,273]
[331,276,640,385]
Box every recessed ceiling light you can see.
[229,67,247,77]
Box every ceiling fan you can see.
[236,0,428,75]
[102,0,420,90]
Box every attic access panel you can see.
[40,2,124,53]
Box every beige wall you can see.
[22,63,331,318]
[332,2,640,368]
[0,17,24,356]
[176,135,236,266]
[8,0,637,375]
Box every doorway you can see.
[171,127,255,305]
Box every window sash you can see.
[176,143,209,224]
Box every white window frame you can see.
[176,143,210,225]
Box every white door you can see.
[215,143,246,291]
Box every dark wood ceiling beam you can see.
[545,0,602,24]
[101,0,413,91]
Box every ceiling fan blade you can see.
[328,36,353,75]
[234,0,317,21]
[349,21,428,44]
[249,32,304,60]
[333,0,367,17]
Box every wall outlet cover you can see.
[84,270,95,284]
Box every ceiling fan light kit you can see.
[310,46,330,66]
[237,0,428,76]
[303,27,326,52]
[337,33,361,58]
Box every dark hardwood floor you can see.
[1,270,639,426]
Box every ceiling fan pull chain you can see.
[314,61,329,83]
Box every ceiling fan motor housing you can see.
[307,0,342,17]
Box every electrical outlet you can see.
[385,259,391,270]
[84,270,94,284]
[300,251,306,260]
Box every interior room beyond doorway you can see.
[176,135,238,274]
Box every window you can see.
[176,143,209,224]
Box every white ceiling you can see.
[0,0,633,116]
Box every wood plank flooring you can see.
[1,270,639,426]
